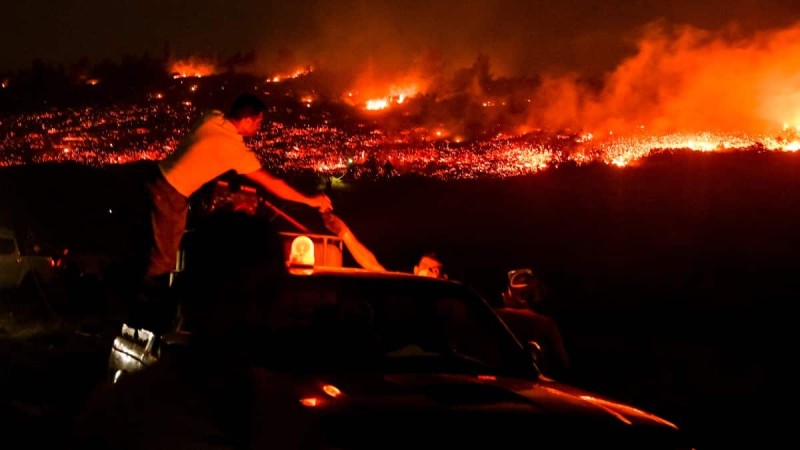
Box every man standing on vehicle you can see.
[140,93,333,288]
[71,212,310,450]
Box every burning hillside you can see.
[317,21,800,138]
[2,22,799,179]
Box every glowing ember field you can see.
[1,98,798,181]
[263,128,800,179]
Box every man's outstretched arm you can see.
[341,230,386,272]
[245,168,332,212]
[323,213,386,272]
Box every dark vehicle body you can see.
[108,265,689,449]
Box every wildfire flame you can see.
[344,63,427,111]
[362,89,414,110]
[267,66,314,83]
[169,59,215,78]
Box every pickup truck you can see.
[0,226,55,291]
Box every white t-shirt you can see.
[159,110,262,197]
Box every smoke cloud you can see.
[249,2,800,137]
[528,22,800,135]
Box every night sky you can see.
[4,0,800,78]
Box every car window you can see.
[263,275,532,376]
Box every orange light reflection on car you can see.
[300,397,319,407]
[322,384,342,398]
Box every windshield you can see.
[258,275,536,377]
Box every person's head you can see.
[226,93,266,137]
[172,211,287,339]
[503,268,546,309]
[413,252,446,279]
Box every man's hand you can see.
[309,193,333,213]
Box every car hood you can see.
[251,370,686,449]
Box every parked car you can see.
[108,257,690,448]
[0,226,55,291]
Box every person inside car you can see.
[412,251,447,279]
[322,212,447,279]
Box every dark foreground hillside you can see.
[2,151,797,449]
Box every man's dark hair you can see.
[420,252,443,264]
[227,93,266,120]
